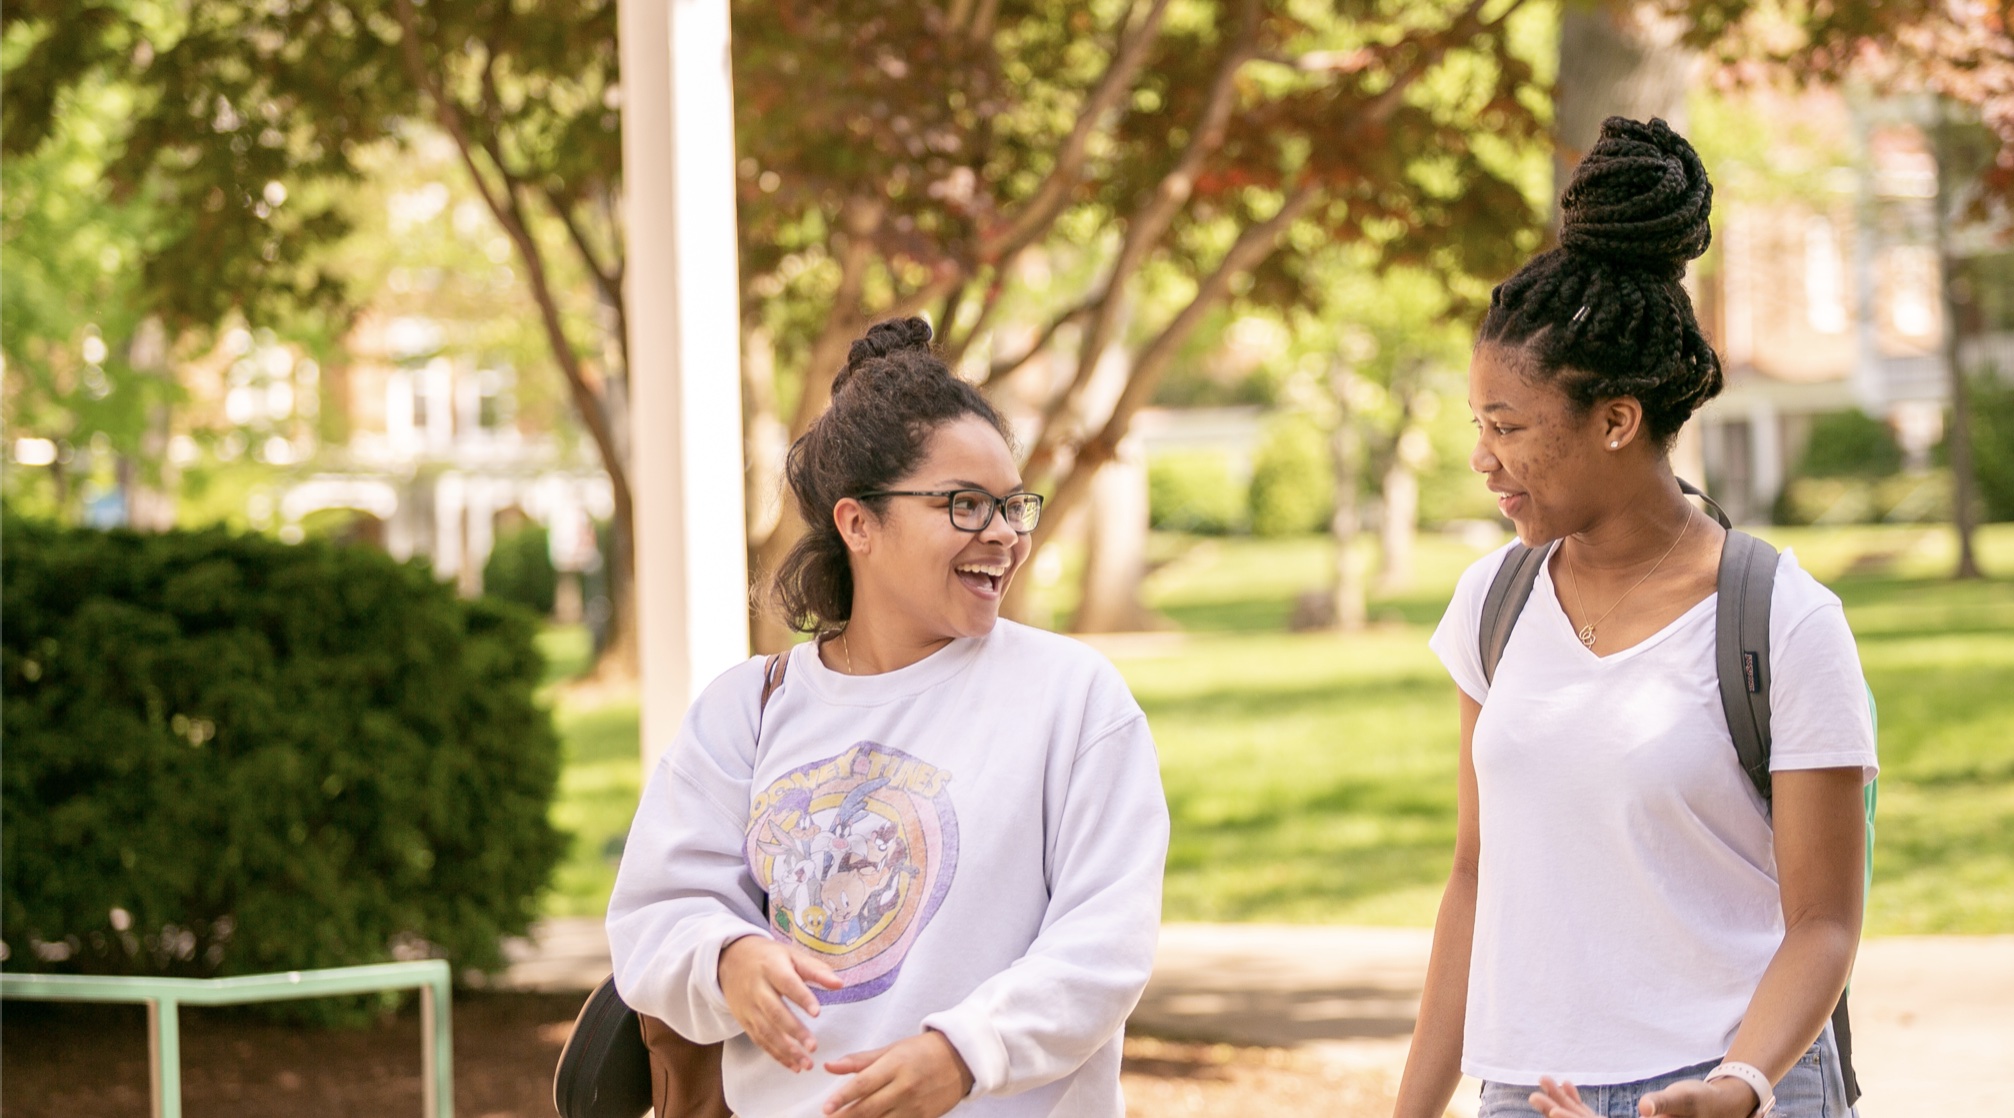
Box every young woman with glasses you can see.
[1393,119,1877,1118]
[608,317,1170,1118]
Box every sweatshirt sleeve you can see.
[605,659,775,1044]
[920,711,1169,1097]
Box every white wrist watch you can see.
[1704,1061,1775,1118]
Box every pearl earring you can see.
[1609,441,1619,449]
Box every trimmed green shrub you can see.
[1970,374,2014,522]
[1798,409,1903,478]
[2,518,564,990]
[484,522,557,616]
[1149,452,1245,535]
[1249,416,1333,537]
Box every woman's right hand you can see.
[719,934,844,1072]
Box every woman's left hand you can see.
[1529,1076,1598,1117]
[1529,1074,1763,1117]
[821,1030,975,1117]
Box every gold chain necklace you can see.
[1564,511,1693,650]
[842,630,856,674]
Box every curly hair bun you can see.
[1558,117,1713,278]
[834,317,936,395]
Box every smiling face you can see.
[1467,343,1640,545]
[842,414,1031,643]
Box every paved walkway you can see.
[503,919,2014,1116]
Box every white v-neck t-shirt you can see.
[1428,540,1877,1085]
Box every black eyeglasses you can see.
[856,489,1044,534]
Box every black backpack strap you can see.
[1678,477,1734,530]
[1698,502,1863,1102]
[757,651,789,742]
[759,651,788,713]
[1833,996,1861,1104]
[1479,542,1551,686]
[1716,528,1778,804]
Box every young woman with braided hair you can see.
[1393,118,1876,1118]
[608,318,1169,1118]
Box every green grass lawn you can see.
[535,627,644,918]
[542,523,2014,933]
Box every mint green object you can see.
[0,959,453,1118]
[1865,685,1879,897]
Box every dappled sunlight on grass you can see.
[1119,523,2014,933]
[534,624,593,690]
[1118,630,1461,925]
[541,523,2014,932]
[541,669,641,918]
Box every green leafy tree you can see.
[10,0,2004,657]
[0,35,181,523]
[4,0,638,663]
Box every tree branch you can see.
[391,0,629,521]
[787,196,884,439]
[977,0,1174,263]
[1357,0,1522,128]
[1030,181,1321,539]
[943,271,1007,365]
[1020,0,1260,476]
[981,296,1095,387]
[543,183,629,364]
[545,185,620,293]
[882,267,966,324]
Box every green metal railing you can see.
[1,960,454,1118]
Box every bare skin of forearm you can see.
[1396,863,1478,1117]
[1721,767,1866,1085]
[1394,691,1483,1118]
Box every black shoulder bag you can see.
[553,652,791,1118]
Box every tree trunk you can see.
[1378,454,1418,596]
[1554,2,1690,229]
[598,501,641,676]
[392,0,643,676]
[1932,104,1985,579]
[1376,373,1425,595]
[1071,433,1154,633]
[1329,363,1368,631]
[742,326,794,651]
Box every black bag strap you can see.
[1716,528,1778,804]
[1479,541,1551,685]
[1475,480,1777,807]
[1677,477,1734,531]
[759,651,788,720]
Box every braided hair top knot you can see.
[1558,117,1713,277]
[1480,116,1723,445]
[771,317,1012,634]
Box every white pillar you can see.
[621,0,751,769]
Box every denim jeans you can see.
[1478,1024,1855,1118]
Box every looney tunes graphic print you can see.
[745,743,959,1003]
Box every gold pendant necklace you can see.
[1566,511,1693,650]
